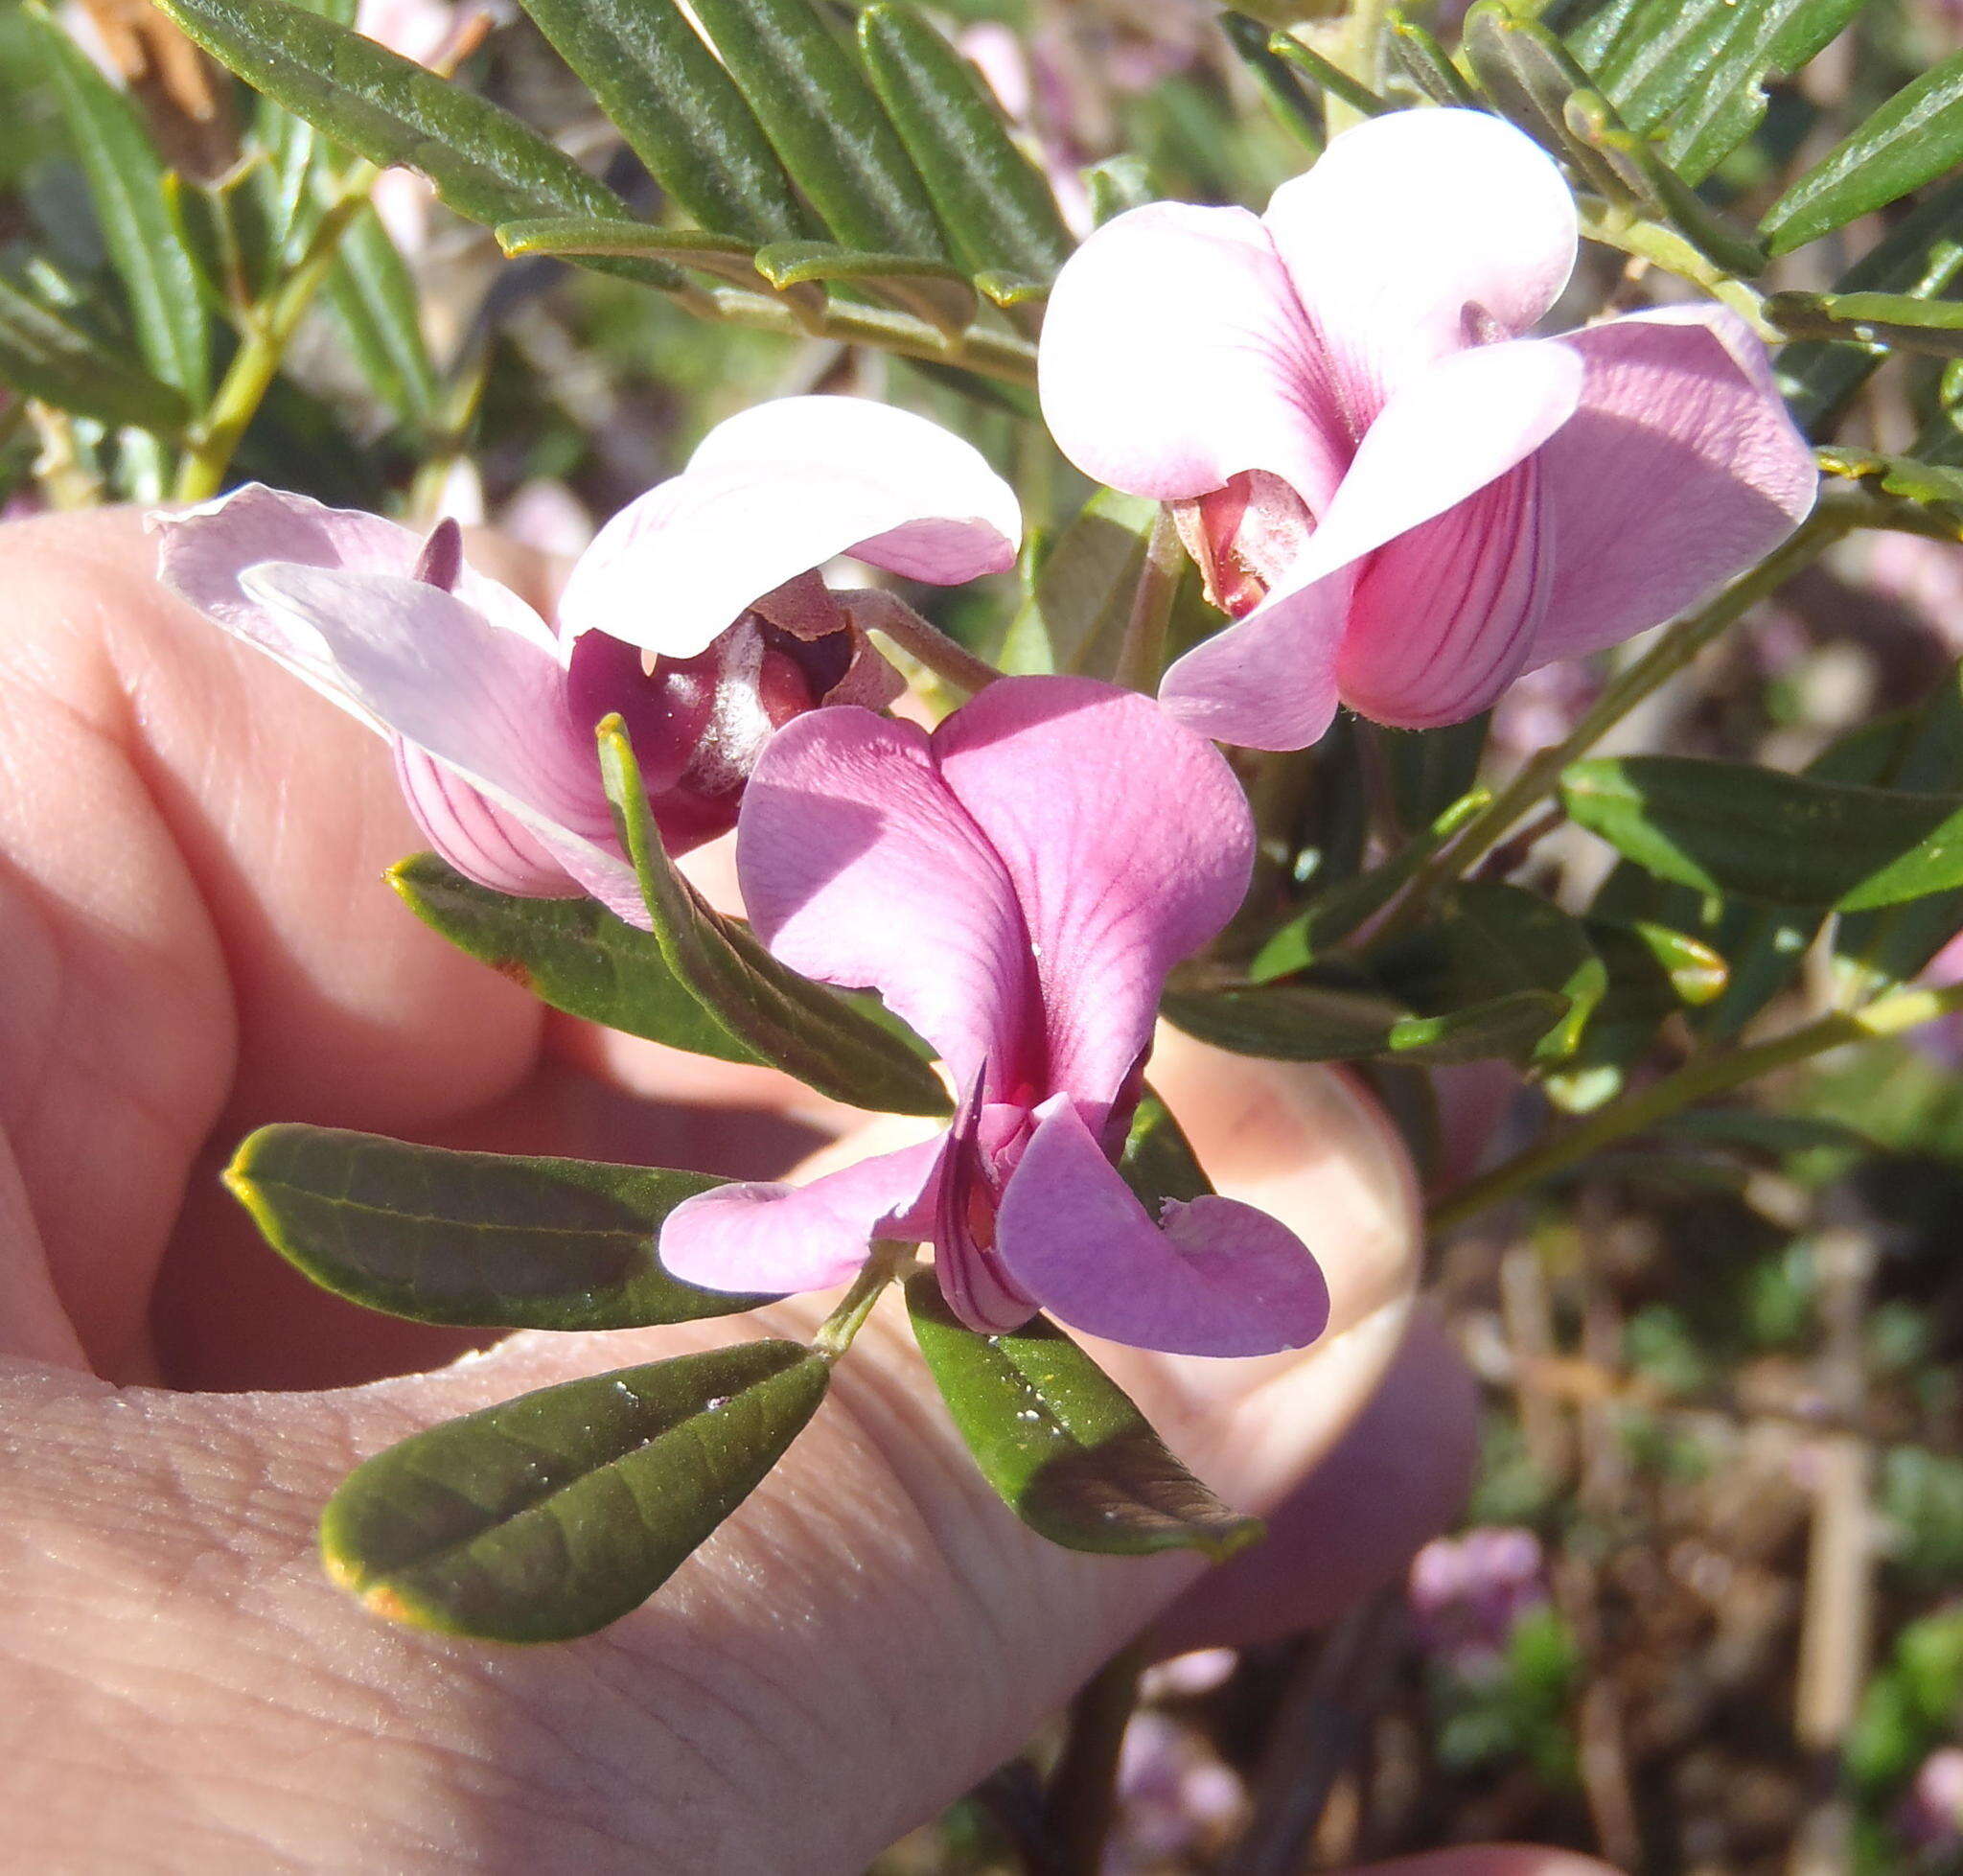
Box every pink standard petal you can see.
[993,1099,1329,1357]
[393,742,580,896]
[1263,108,1580,408]
[1337,457,1551,728]
[557,397,1021,659]
[1528,305,1818,663]
[1038,201,1349,508]
[934,679,1256,1113]
[736,706,1040,1098]
[658,1137,945,1295]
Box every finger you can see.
[1151,1306,1475,1655]
[0,1053,1420,1875]
[1349,1850,1624,1876]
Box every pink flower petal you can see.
[736,706,1041,1098]
[1337,458,1550,727]
[393,743,580,896]
[558,397,1021,659]
[1263,108,1579,410]
[1037,201,1349,508]
[934,678,1255,1113]
[1158,566,1352,752]
[993,1098,1329,1356]
[658,1137,945,1295]
[1528,305,1818,663]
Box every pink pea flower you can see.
[152,396,1020,924]
[658,676,1331,1355]
[1038,107,1818,749]
[1408,1526,1548,1667]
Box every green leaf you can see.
[1763,49,1963,256]
[152,0,683,290]
[322,1341,829,1639]
[495,217,828,320]
[1118,1092,1212,1210]
[1464,7,1628,197]
[1777,174,1963,434]
[513,0,813,243]
[595,718,953,1117]
[1220,11,1327,151]
[1263,30,1393,118]
[998,488,1160,677]
[390,852,774,1066]
[1387,12,1479,106]
[1370,718,1491,839]
[325,204,440,427]
[1766,289,1963,357]
[28,6,209,404]
[685,0,949,258]
[858,4,1074,281]
[1383,989,1575,1065]
[1163,978,1413,1062]
[904,1273,1260,1560]
[1815,444,1963,513]
[0,272,190,432]
[225,1123,770,1329]
[1563,754,1963,911]
[753,240,977,336]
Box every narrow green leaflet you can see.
[28,7,209,405]
[858,5,1075,281]
[1763,48,1963,256]
[1563,755,1963,911]
[1386,13,1479,106]
[515,0,813,243]
[495,217,825,318]
[685,0,949,259]
[1778,175,1963,433]
[326,206,441,428]
[391,852,770,1065]
[1118,1093,1212,1211]
[1164,979,1413,1062]
[1545,916,1727,1111]
[998,488,1160,677]
[0,274,190,433]
[1383,989,1574,1065]
[1220,12,1327,150]
[322,1341,829,1639]
[597,718,952,1117]
[1464,6,1626,195]
[153,0,683,290]
[905,1274,1261,1560]
[753,241,977,336]
[226,1123,770,1329]
[1767,290,1963,358]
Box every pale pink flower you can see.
[151,397,1019,922]
[658,676,1330,1355]
[1038,108,1817,749]
[1105,1712,1247,1872]
[1409,1526,1548,1666]
[1898,1747,1963,1851]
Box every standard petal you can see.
[1158,567,1352,753]
[658,1137,944,1295]
[1527,306,1818,663]
[934,678,1255,1113]
[239,564,633,914]
[1038,200,1349,509]
[557,397,1022,659]
[1336,457,1551,728]
[993,1098,1330,1357]
[393,743,581,896]
[736,706,1041,1097]
[1263,108,1580,409]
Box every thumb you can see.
[0,1050,1420,1875]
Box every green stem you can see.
[812,1239,913,1361]
[1578,197,1771,335]
[1114,504,1182,692]
[1429,981,1963,1234]
[174,166,380,503]
[1397,508,1849,913]
[695,283,1039,387]
[840,590,1005,696]
[1044,1640,1147,1875]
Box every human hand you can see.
[0,507,1588,1876]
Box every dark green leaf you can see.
[1384,989,1574,1065]
[1763,49,1963,256]
[326,205,441,427]
[753,240,976,336]
[685,0,949,257]
[1263,31,1393,117]
[1084,155,1158,225]
[1163,979,1412,1062]
[858,4,1074,280]
[596,717,953,1117]
[152,0,683,290]
[1544,915,1726,1110]
[226,1123,770,1328]
[322,1341,829,1639]
[905,1274,1260,1560]
[1370,717,1492,838]
[0,272,190,432]
[1387,12,1479,106]
[494,216,826,317]
[998,487,1160,677]
[1464,7,1628,197]
[391,851,772,1065]
[29,6,209,403]
[514,0,813,243]
[1118,1092,1212,1210]
[1767,289,1963,357]
[1220,12,1326,150]
[1563,755,1963,912]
